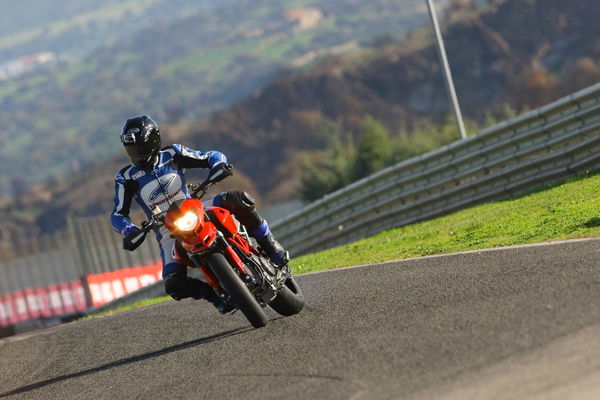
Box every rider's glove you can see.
[208,163,233,183]
[121,225,141,238]
[122,225,144,251]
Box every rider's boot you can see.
[251,220,290,268]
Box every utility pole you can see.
[425,0,467,139]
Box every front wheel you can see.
[206,253,268,328]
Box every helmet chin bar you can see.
[133,153,158,169]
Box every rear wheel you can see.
[206,253,268,328]
[269,276,304,316]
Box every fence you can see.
[67,213,161,276]
[270,83,600,255]
[0,213,163,327]
[0,230,88,327]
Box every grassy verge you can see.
[84,171,600,318]
[79,296,172,319]
[291,171,600,273]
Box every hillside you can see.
[0,0,439,198]
[2,0,600,242]
[181,0,600,198]
[0,0,217,59]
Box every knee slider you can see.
[237,191,256,212]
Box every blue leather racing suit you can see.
[111,144,226,278]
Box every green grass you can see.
[291,171,600,273]
[83,171,600,318]
[80,296,173,319]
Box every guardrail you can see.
[271,83,600,255]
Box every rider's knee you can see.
[164,271,188,301]
[164,270,211,301]
[237,191,256,212]
[214,190,256,213]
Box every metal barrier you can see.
[67,213,160,276]
[271,83,600,255]
[0,230,80,296]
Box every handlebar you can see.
[122,208,164,251]
[189,163,233,199]
[143,211,165,231]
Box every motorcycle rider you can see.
[110,115,289,311]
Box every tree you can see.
[299,141,356,202]
[350,116,393,181]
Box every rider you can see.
[110,115,289,311]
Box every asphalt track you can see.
[1,238,599,399]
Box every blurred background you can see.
[2,0,599,242]
[0,0,599,332]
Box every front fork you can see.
[191,234,254,294]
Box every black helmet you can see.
[120,115,161,169]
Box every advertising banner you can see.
[0,262,161,327]
[85,261,162,307]
[0,280,87,327]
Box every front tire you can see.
[206,253,268,328]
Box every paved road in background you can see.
[1,238,599,399]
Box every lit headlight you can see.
[174,211,198,232]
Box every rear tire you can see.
[269,276,304,316]
[206,253,268,328]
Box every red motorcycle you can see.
[125,167,304,328]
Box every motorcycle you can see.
[124,165,304,328]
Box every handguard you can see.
[208,163,233,183]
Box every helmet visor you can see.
[125,142,157,168]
